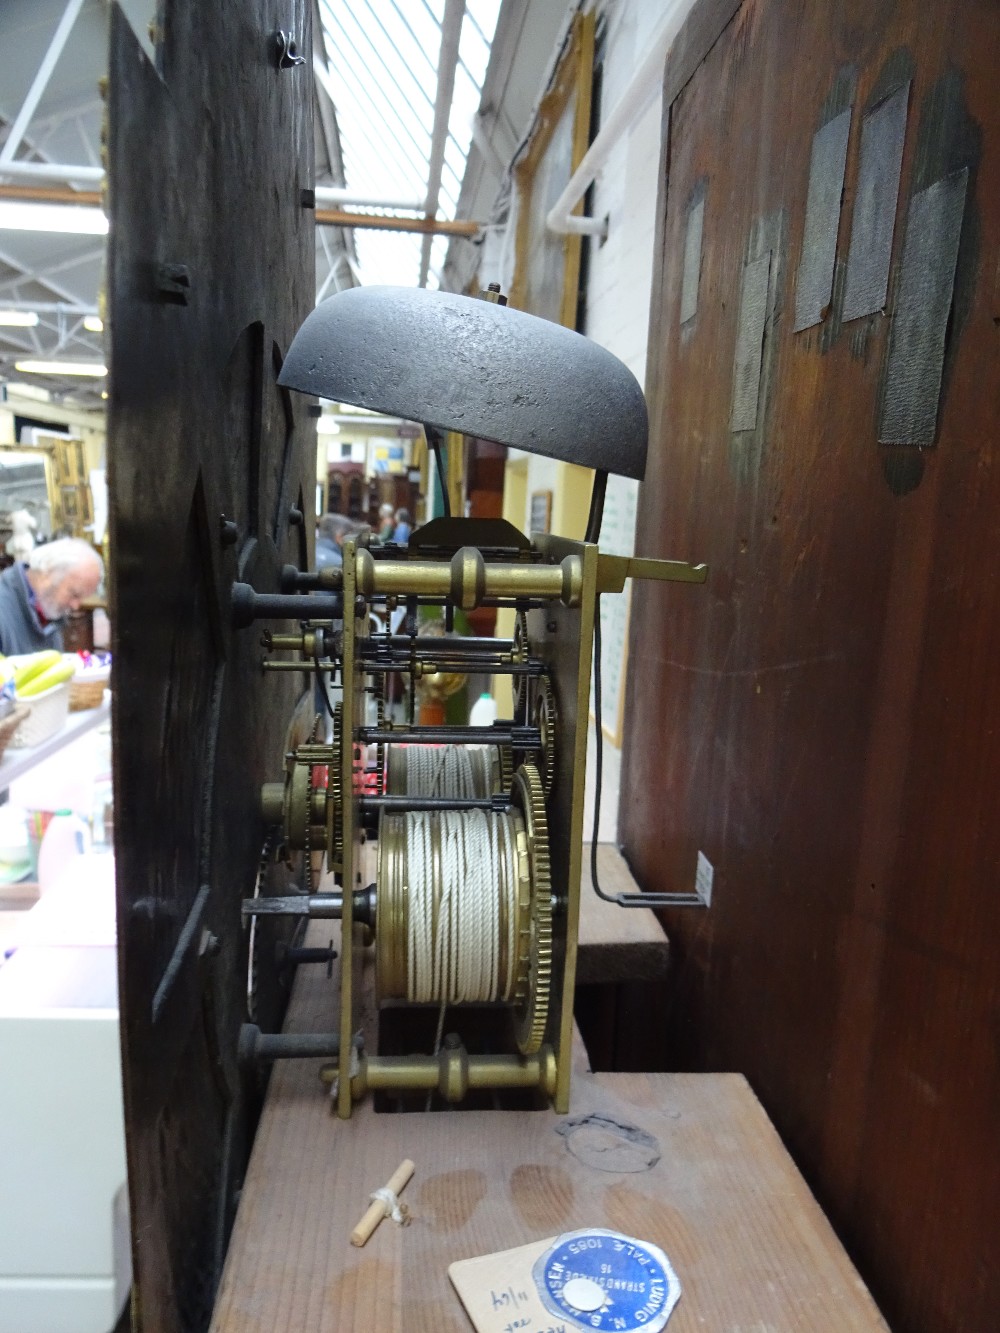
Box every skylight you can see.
[317,0,501,289]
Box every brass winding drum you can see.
[375,763,552,1054]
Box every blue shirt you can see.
[0,562,64,655]
[315,535,343,570]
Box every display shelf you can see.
[0,695,110,791]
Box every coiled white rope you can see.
[404,809,518,1007]
[394,744,497,798]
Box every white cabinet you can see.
[0,860,130,1333]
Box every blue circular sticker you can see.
[532,1228,681,1331]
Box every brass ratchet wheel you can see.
[510,762,553,1055]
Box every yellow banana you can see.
[11,650,63,691]
[16,659,75,697]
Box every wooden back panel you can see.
[107,4,314,1327]
[621,2,1000,1330]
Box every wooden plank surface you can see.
[576,844,669,982]
[212,929,887,1332]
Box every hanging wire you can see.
[314,648,335,720]
[590,601,706,909]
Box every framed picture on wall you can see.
[510,11,595,329]
[529,490,552,535]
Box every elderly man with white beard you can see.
[0,537,103,655]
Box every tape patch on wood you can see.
[729,249,772,432]
[842,83,910,322]
[794,107,853,331]
[679,180,707,327]
[879,167,968,445]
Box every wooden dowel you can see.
[350,1158,415,1247]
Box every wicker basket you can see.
[8,680,71,748]
[70,667,110,712]
[0,705,31,762]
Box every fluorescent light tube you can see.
[0,310,39,326]
[0,202,108,235]
[15,359,107,376]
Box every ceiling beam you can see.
[0,161,103,185]
[316,209,480,237]
[419,0,465,287]
[0,241,94,308]
[51,314,87,354]
[0,184,101,206]
[0,298,97,314]
[0,0,88,166]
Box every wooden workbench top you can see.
[212,924,887,1332]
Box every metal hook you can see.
[274,31,305,69]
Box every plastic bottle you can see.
[469,692,498,727]
[37,809,92,894]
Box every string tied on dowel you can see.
[369,1185,410,1226]
[350,1159,416,1247]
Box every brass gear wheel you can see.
[510,762,552,1056]
[303,713,322,892]
[275,713,338,878]
[373,685,386,797]
[327,702,345,870]
[531,677,557,799]
[511,610,529,721]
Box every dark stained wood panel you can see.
[106,3,314,1329]
[620,2,1000,1331]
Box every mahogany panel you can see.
[620,2,1000,1330]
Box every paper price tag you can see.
[449,1230,680,1333]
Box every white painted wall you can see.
[584,0,670,379]
[578,0,675,809]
